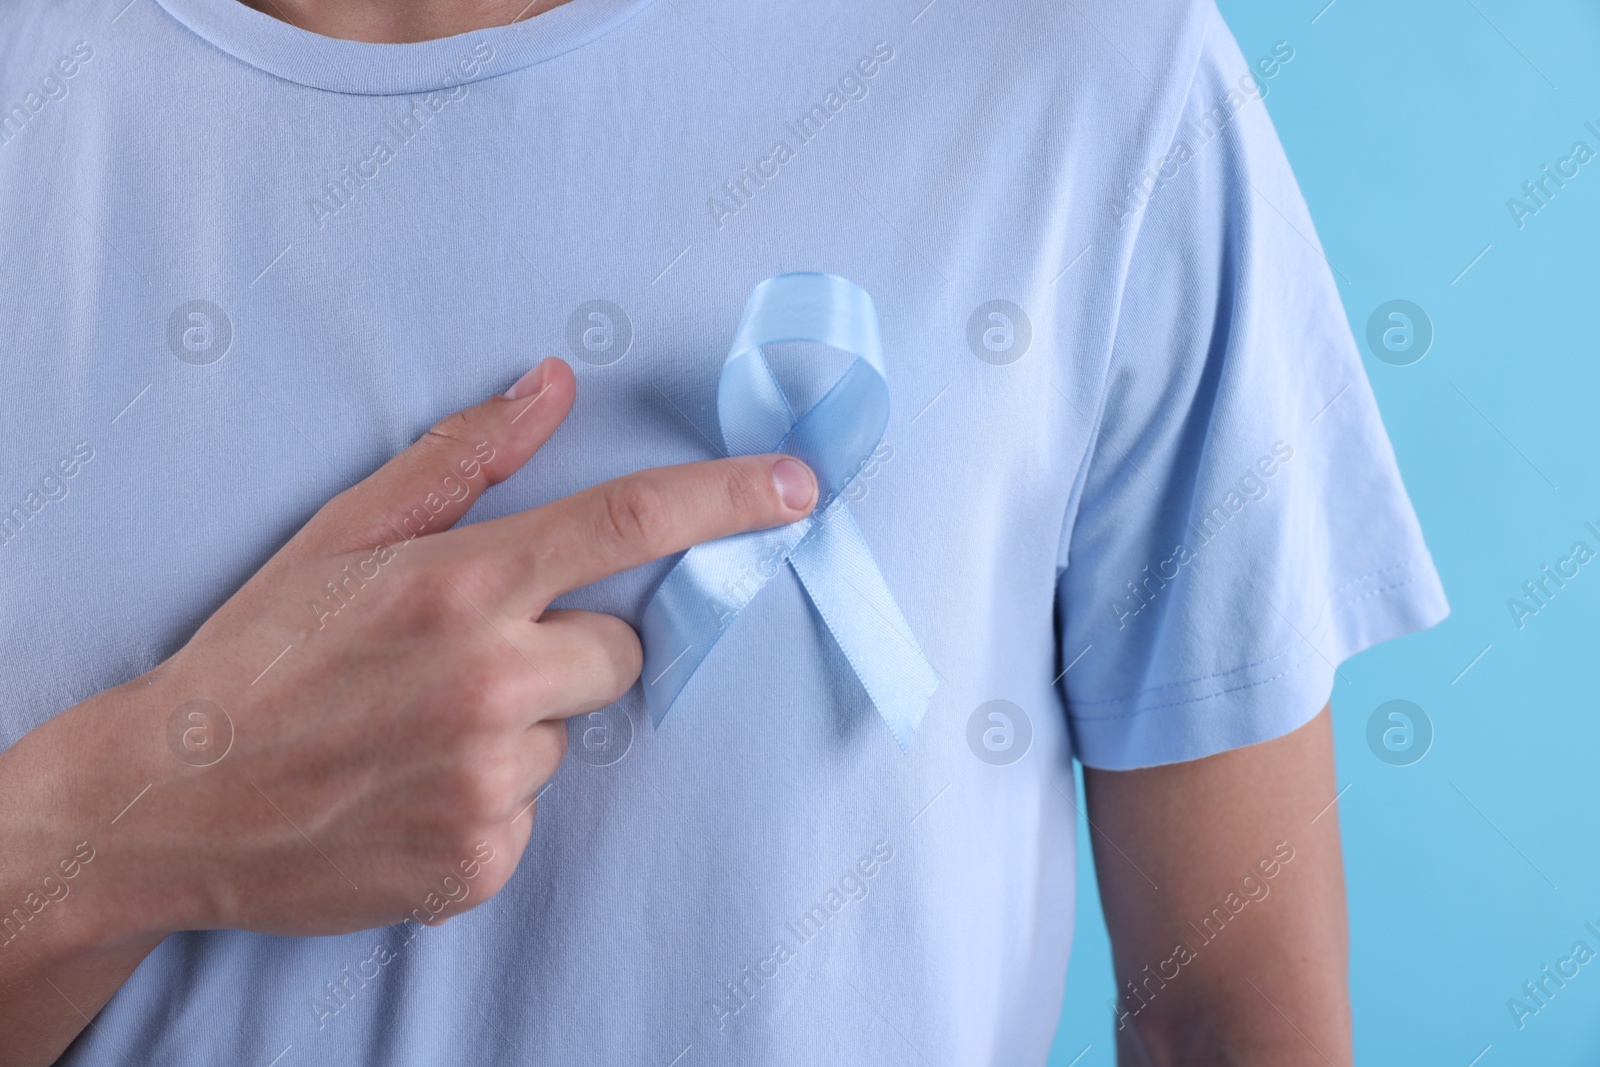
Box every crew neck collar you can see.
[153,0,659,95]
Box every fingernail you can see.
[771,458,816,511]
[504,360,549,401]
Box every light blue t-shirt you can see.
[0,0,1448,1062]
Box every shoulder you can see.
[989,0,1225,99]
[892,0,1240,170]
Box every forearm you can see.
[0,673,188,1067]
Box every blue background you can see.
[1049,1,1600,1064]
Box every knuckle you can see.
[527,721,568,781]
[456,842,514,902]
[299,498,363,548]
[599,478,673,552]
[481,755,526,814]
[446,757,518,825]
[596,616,644,687]
[441,767,490,824]
[722,462,769,519]
[420,409,476,453]
[403,559,492,629]
[455,662,527,732]
[301,487,397,555]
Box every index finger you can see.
[455,453,817,614]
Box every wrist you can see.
[15,664,213,952]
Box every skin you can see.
[0,3,1356,1065]
[1086,708,1353,1066]
[239,0,571,42]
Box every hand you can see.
[89,356,818,938]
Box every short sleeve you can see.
[1056,7,1449,770]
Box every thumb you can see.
[303,357,575,555]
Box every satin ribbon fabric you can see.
[639,272,939,752]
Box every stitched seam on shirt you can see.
[1071,568,1430,719]
[1089,641,1320,721]
[1079,572,1426,720]
[1070,551,1427,707]
[1323,554,1418,599]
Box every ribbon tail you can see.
[640,519,813,728]
[787,503,939,753]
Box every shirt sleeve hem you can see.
[1069,552,1450,771]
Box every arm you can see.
[1083,705,1352,1066]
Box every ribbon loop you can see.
[639,272,938,752]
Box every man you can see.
[0,0,1447,1063]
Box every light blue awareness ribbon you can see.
[639,272,939,752]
